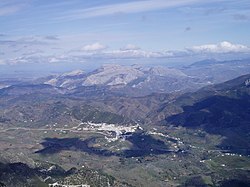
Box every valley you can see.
[0,62,250,186]
[0,119,249,187]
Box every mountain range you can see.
[0,58,250,186]
[36,59,250,97]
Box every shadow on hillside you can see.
[219,179,250,187]
[35,137,114,156]
[35,133,171,158]
[123,132,171,157]
[166,95,250,155]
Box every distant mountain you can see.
[183,58,250,84]
[43,69,86,90]
[39,59,250,97]
[83,64,144,86]
[186,58,219,67]
[42,64,203,96]
[2,58,249,97]
[2,62,250,128]
[188,58,250,67]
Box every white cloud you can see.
[2,41,250,65]
[44,35,60,40]
[56,0,202,20]
[81,42,107,52]
[104,50,153,58]
[97,49,173,59]
[0,36,51,47]
[0,0,29,16]
[0,5,21,16]
[190,41,250,53]
[48,57,60,63]
[120,44,140,51]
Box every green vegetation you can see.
[0,74,249,186]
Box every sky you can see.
[0,0,250,77]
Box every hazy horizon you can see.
[1,0,250,78]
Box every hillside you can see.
[0,72,249,187]
[164,74,250,154]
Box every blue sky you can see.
[0,0,250,76]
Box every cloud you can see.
[120,44,141,51]
[233,14,249,21]
[189,41,250,54]
[21,49,44,56]
[0,36,56,49]
[56,0,202,20]
[68,43,170,59]
[81,42,107,52]
[43,35,60,40]
[102,50,164,59]
[179,6,226,16]
[0,40,16,45]
[2,41,250,65]
[0,0,29,16]
[5,55,53,65]
[0,5,22,16]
